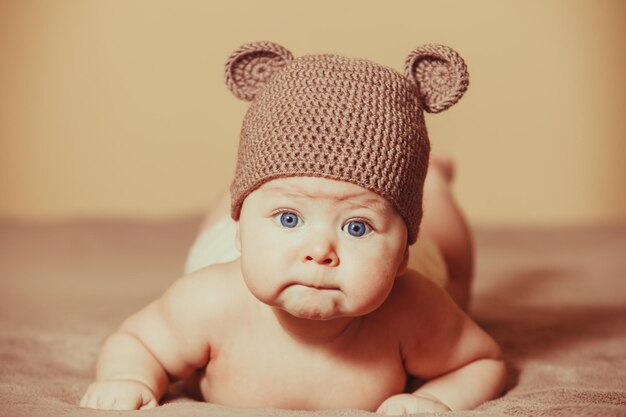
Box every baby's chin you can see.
[280,299,342,321]
[283,306,342,321]
[278,286,348,320]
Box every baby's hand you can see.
[80,379,158,410]
[376,393,451,415]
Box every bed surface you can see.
[1,218,625,416]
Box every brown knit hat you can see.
[224,41,469,244]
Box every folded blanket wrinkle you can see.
[1,219,625,417]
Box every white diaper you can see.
[184,216,448,289]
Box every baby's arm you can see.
[378,274,506,414]
[80,274,212,410]
[405,327,505,411]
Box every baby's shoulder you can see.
[178,260,242,292]
[388,269,451,310]
[128,261,248,354]
[377,269,464,336]
[159,260,247,322]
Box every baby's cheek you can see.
[240,254,271,295]
[351,267,396,312]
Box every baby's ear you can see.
[404,44,469,113]
[224,41,294,102]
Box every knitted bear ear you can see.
[404,44,469,113]
[224,41,294,102]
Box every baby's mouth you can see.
[289,282,340,291]
[307,284,340,291]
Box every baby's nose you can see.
[303,239,339,267]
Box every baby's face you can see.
[236,176,408,321]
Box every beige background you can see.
[1,0,625,227]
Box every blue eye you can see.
[343,220,371,237]
[276,211,301,228]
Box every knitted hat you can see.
[224,41,469,244]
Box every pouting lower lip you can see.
[306,285,340,291]
[291,283,339,291]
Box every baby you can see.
[80,41,506,414]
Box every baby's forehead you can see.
[257,176,390,209]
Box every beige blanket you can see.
[1,218,625,416]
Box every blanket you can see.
[1,218,625,416]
